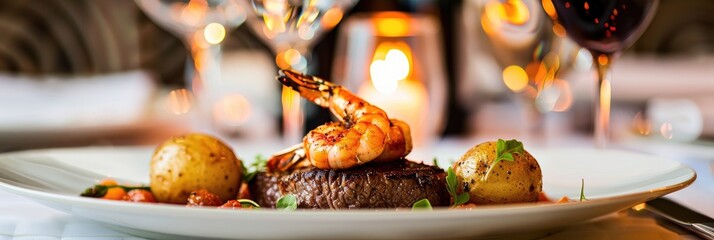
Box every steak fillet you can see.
[249,159,450,209]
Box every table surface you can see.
[0,136,712,240]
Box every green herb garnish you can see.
[485,139,525,178]
[495,139,524,165]
[237,199,262,208]
[81,185,108,197]
[276,194,297,211]
[412,199,432,210]
[243,155,268,183]
[446,167,470,207]
[80,184,151,198]
[432,158,440,168]
[579,178,587,202]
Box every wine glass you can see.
[239,0,358,144]
[466,0,581,137]
[135,0,246,130]
[548,0,659,147]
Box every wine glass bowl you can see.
[137,0,246,42]
[472,0,582,103]
[549,0,659,147]
[241,0,357,70]
[239,0,358,144]
[550,0,658,56]
[464,0,582,138]
[136,0,247,135]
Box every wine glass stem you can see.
[594,54,612,148]
[187,38,222,130]
[278,48,310,144]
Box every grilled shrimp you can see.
[276,70,412,170]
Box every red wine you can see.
[550,0,657,55]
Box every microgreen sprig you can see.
[276,194,298,211]
[242,155,268,183]
[486,139,525,178]
[412,199,432,210]
[237,199,261,208]
[580,178,587,202]
[495,139,524,165]
[446,167,470,207]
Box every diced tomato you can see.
[220,200,243,209]
[187,189,223,207]
[538,192,551,202]
[123,189,157,203]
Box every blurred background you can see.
[1,0,713,153]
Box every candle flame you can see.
[369,42,412,94]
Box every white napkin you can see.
[0,71,155,131]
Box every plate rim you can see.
[0,146,697,216]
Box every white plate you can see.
[0,147,695,239]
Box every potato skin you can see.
[452,141,542,204]
[150,133,243,204]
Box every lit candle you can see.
[357,41,429,146]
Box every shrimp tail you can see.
[277,69,336,108]
[266,144,310,173]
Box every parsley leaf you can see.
[412,199,432,210]
[432,158,440,168]
[80,185,108,197]
[276,194,297,211]
[243,155,268,183]
[237,199,261,208]
[579,178,587,202]
[446,167,470,207]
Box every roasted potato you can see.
[150,133,243,204]
[452,141,542,204]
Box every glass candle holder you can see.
[332,12,447,147]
